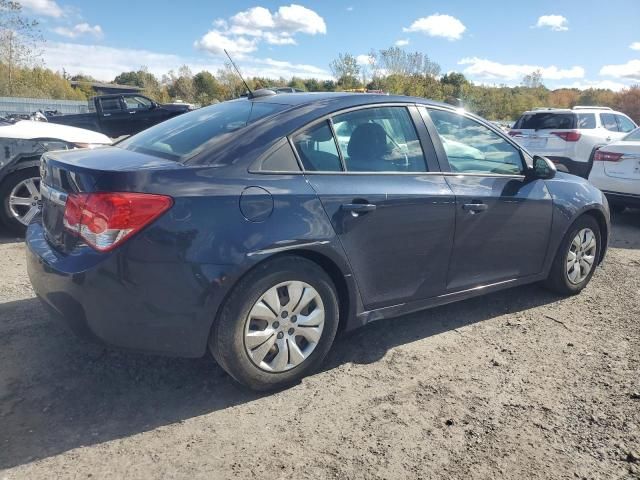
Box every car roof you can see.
[250,91,452,109]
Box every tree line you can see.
[1,0,639,122]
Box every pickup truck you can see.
[47,93,194,138]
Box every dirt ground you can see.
[1,212,639,480]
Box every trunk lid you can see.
[40,146,181,252]
[603,142,640,180]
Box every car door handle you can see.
[605,137,611,142]
[462,203,488,213]
[129,111,136,114]
[341,203,377,213]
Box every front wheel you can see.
[0,168,41,235]
[209,256,340,391]
[544,215,601,295]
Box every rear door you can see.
[97,96,129,137]
[422,107,553,291]
[291,105,456,310]
[600,113,628,143]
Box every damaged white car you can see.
[0,117,111,233]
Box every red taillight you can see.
[593,150,624,162]
[508,130,522,137]
[63,192,173,252]
[551,131,581,142]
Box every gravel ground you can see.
[1,212,639,480]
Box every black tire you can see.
[543,215,601,295]
[209,256,340,391]
[0,167,40,235]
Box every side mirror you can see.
[528,155,556,179]
[149,101,157,109]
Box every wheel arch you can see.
[582,208,609,264]
[208,247,358,350]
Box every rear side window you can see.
[255,141,301,172]
[514,113,576,130]
[292,121,342,172]
[600,113,619,132]
[119,100,287,161]
[615,115,636,133]
[577,113,596,129]
[100,97,123,112]
[331,107,427,172]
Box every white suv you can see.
[509,106,637,178]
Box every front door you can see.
[422,107,553,291]
[291,105,456,310]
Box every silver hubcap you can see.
[244,281,325,373]
[566,228,597,285]
[8,177,41,226]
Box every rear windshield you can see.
[514,112,576,130]
[624,127,640,141]
[119,99,287,161]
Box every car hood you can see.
[160,103,194,112]
[0,120,112,144]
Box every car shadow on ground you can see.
[0,283,563,470]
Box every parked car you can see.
[509,106,637,178]
[589,126,640,212]
[0,117,111,233]
[27,92,610,391]
[47,93,194,139]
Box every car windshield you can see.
[118,99,288,161]
[514,112,576,130]
[623,127,640,141]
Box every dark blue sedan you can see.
[26,92,610,390]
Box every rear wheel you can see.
[209,256,340,391]
[0,168,41,235]
[544,215,601,295]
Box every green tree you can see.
[193,70,222,105]
[0,0,43,94]
[329,53,360,89]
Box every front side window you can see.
[292,121,342,172]
[429,109,523,175]
[124,96,153,110]
[615,114,636,133]
[331,107,427,172]
[600,113,619,132]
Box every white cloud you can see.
[42,42,331,82]
[534,15,569,32]
[356,54,374,65]
[346,6,354,11]
[196,4,326,57]
[194,30,258,56]
[556,80,630,92]
[18,0,64,18]
[630,42,640,51]
[395,38,410,47]
[600,59,640,81]
[459,57,585,81]
[403,14,466,41]
[52,23,103,39]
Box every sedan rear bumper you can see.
[26,221,231,357]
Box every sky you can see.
[17,0,640,90]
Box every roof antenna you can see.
[224,49,253,98]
